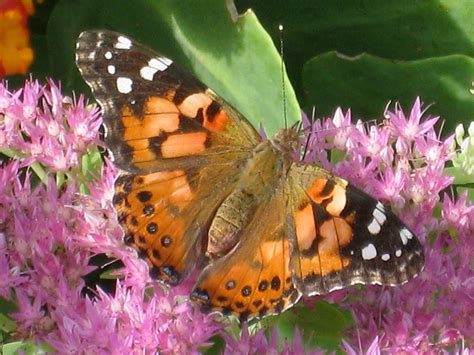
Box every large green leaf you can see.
[237,0,474,131]
[237,0,474,91]
[45,0,300,135]
[261,301,353,353]
[303,53,474,132]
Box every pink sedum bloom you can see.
[385,97,440,155]
[1,80,472,353]
[0,79,101,172]
[223,326,308,355]
[1,80,221,353]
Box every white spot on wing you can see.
[361,243,377,260]
[367,218,381,235]
[381,253,390,261]
[395,249,402,257]
[367,203,387,235]
[373,208,386,225]
[104,51,112,59]
[140,66,158,81]
[401,227,413,239]
[376,201,385,212]
[115,36,132,49]
[116,77,133,94]
[107,65,116,74]
[149,57,173,71]
[399,228,412,245]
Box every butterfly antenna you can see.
[279,24,288,129]
[302,106,316,161]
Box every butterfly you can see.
[75,30,424,321]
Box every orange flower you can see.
[0,0,36,76]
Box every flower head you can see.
[2,79,472,353]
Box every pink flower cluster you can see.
[0,80,101,171]
[0,80,221,353]
[1,80,472,353]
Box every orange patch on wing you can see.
[170,182,194,207]
[260,238,289,266]
[178,93,229,132]
[308,179,330,204]
[294,204,317,250]
[204,107,229,131]
[161,132,208,158]
[150,213,186,264]
[195,237,293,318]
[143,96,180,131]
[299,217,352,276]
[127,138,156,163]
[131,204,188,282]
[121,97,180,141]
[320,252,350,275]
[319,218,353,252]
[118,170,196,282]
[325,185,347,216]
[139,170,195,210]
[300,251,351,276]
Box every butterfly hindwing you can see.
[114,164,244,284]
[288,164,424,296]
[191,187,301,321]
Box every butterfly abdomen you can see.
[207,188,258,256]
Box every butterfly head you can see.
[270,128,300,160]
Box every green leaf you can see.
[0,296,18,315]
[46,0,300,136]
[234,0,474,135]
[2,341,24,355]
[303,53,474,133]
[77,148,103,194]
[236,0,474,103]
[262,301,353,352]
[2,340,54,355]
[0,314,17,333]
[444,166,474,185]
[81,148,103,180]
[201,335,226,355]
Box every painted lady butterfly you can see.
[75,30,424,320]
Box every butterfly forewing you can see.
[76,30,260,285]
[75,30,260,173]
[287,164,424,296]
